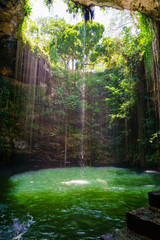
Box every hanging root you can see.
[44,0,95,23]
[66,0,95,23]
[82,5,95,22]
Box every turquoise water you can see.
[0,167,160,240]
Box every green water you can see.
[0,167,160,240]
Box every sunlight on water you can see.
[0,167,160,239]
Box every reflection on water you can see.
[0,167,160,239]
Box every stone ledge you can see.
[148,190,160,209]
[100,228,152,240]
[126,206,160,239]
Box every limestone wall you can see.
[73,0,160,21]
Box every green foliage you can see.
[13,2,159,167]
[20,14,68,60]
[44,0,54,7]
[67,94,80,110]
[74,21,105,66]
[49,20,105,69]
[149,131,160,144]
[137,13,153,46]
[55,25,82,67]
[91,37,121,67]
[0,77,27,149]
[19,3,104,70]
[50,132,56,137]
[54,74,81,112]
[23,0,32,17]
[98,65,136,122]
[38,16,67,40]
[18,1,31,34]
[64,0,83,15]
[98,17,153,124]
[20,18,44,57]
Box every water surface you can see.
[0,167,160,239]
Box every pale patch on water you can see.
[61,179,89,185]
[110,187,125,191]
[96,179,107,184]
[144,185,156,187]
[61,179,108,186]
[144,170,160,174]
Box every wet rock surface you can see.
[0,0,25,37]
[126,207,160,239]
[148,190,160,209]
[101,190,160,240]
[101,228,152,240]
[0,35,17,77]
[127,206,160,225]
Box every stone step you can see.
[126,206,160,240]
[100,228,152,240]
[148,190,160,209]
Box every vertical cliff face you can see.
[0,41,115,169]
[151,21,160,160]
[0,0,25,77]
[0,0,25,38]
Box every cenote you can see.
[1,0,160,239]
[0,167,160,240]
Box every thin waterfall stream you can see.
[80,79,86,164]
[80,21,86,166]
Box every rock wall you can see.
[0,0,25,38]
[0,0,25,78]
[0,0,160,170]
[73,0,160,21]
[0,42,116,169]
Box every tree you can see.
[90,37,122,68]
[37,16,68,61]
[74,21,105,68]
[55,26,82,70]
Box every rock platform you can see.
[101,190,160,240]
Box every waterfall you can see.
[28,53,37,148]
[80,22,86,167]
[15,40,48,151]
[80,80,86,165]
